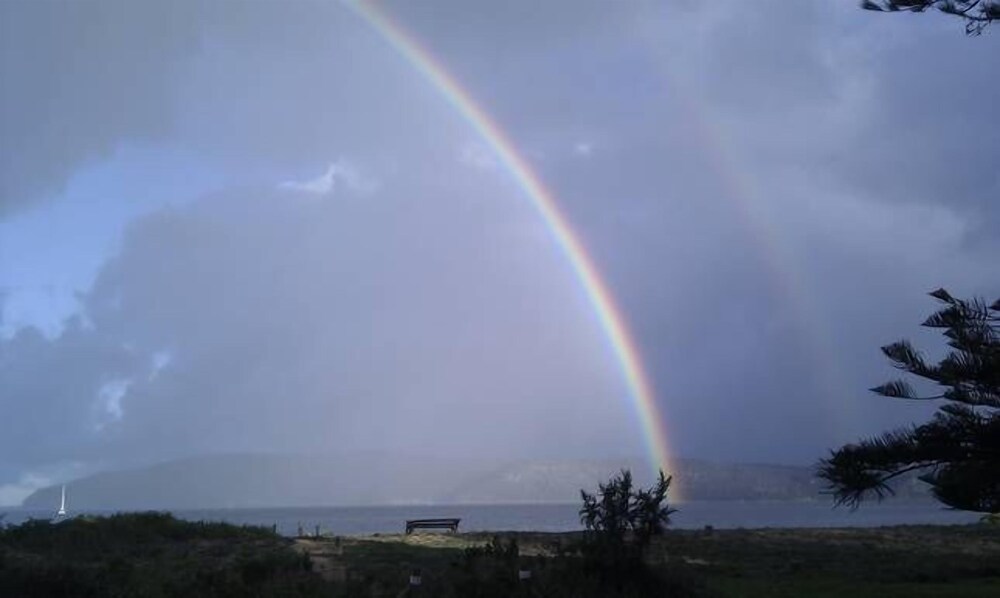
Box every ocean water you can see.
[1,500,979,536]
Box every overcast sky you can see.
[1,0,998,504]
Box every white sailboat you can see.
[56,484,67,517]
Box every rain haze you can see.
[1,0,998,507]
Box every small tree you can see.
[579,469,676,552]
[861,1,999,34]
[819,289,1000,512]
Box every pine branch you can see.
[861,1,999,34]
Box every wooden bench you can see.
[405,518,460,535]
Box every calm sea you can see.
[1,500,979,536]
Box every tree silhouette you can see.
[579,469,676,546]
[578,469,677,590]
[819,289,1000,512]
[862,1,999,34]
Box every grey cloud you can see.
[836,30,1000,241]
[666,0,1000,240]
[0,0,446,217]
[0,0,199,216]
[0,318,139,466]
[2,180,641,475]
[2,0,999,489]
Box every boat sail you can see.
[56,484,67,517]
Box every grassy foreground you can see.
[2,513,1000,596]
[0,513,326,597]
[312,525,1000,597]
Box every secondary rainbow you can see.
[348,1,679,490]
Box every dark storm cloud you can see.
[0,0,197,217]
[672,0,1000,239]
[836,29,1000,242]
[0,0,452,217]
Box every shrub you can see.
[577,469,678,591]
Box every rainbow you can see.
[347,1,679,490]
[636,42,854,434]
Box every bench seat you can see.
[405,518,461,534]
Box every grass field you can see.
[3,513,999,596]
[0,513,328,597]
[314,525,1000,597]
